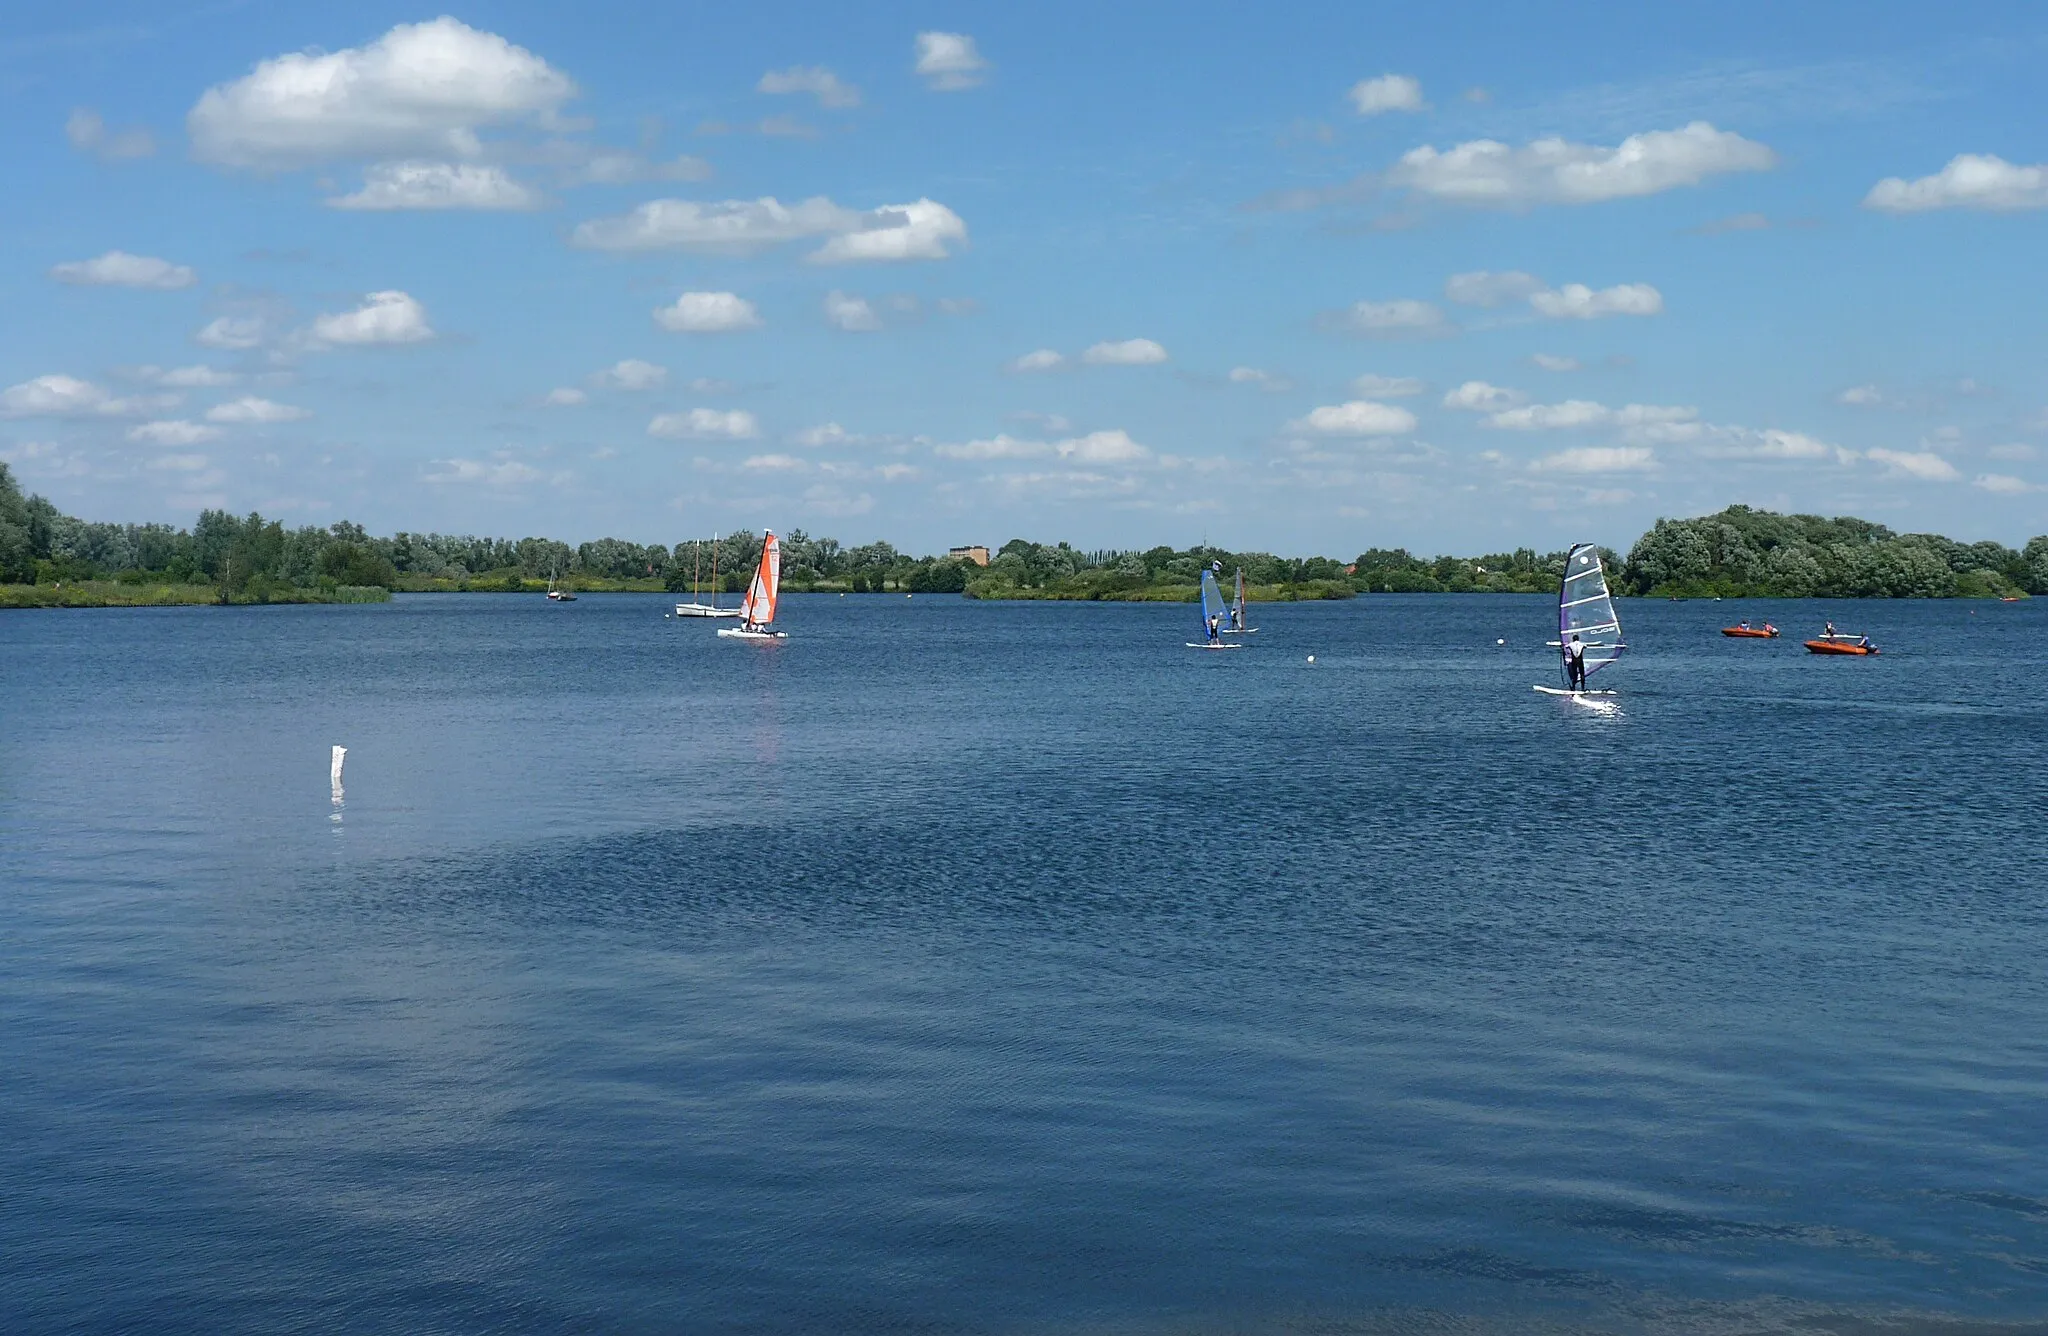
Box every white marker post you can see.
[330,745,347,806]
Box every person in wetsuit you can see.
[1564,635,1587,691]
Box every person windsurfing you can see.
[1206,613,1220,644]
[1564,634,1587,692]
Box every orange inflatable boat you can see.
[1722,624,1778,638]
[1805,638,1878,655]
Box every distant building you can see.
[948,545,991,567]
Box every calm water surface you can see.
[3,593,2046,1333]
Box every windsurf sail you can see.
[1199,567,1229,635]
[739,531,781,628]
[1231,568,1247,628]
[1557,543,1625,685]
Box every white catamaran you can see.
[717,531,788,640]
[1187,564,1243,649]
[1221,567,1256,634]
[676,533,743,618]
[1535,542,1625,701]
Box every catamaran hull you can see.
[718,627,787,640]
[675,604,742,617]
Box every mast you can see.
[710,533,719,609]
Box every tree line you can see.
[3,464,2043,601]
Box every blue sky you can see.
[4,1,2046,555]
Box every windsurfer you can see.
[1565,635,1587,691]
[1206,614,1220,643]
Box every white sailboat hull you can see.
[675,603,743,617]
[718,626,787,639]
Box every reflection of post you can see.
[330,745,347,806]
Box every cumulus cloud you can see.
[1486,399,1695,430]
[1689,426,1855,463]
[424,458,545,485]
[935,433,1046,460]
[543,387,587,406]
[1351,373,1425,397]
[1388,121,1775,207]
[1082,338,1169,366]
[758,65,860,108]
[0,374,166,418]
[572,195,967,263]
[66,108,155,160]
[134,364,239,387]
[128,420,222,445]
[915,32,989,91]
[935,428,1153,464]
[648,408,760,440]
[1867,447,1960,481]
[587,359,667,390]
[1289,400,1418,436]
[1864,154,2048,213]
[187,17,575,169]
[1327,298,1452,338]
[1531,354,1581,372]
[1529,282,1663,319]
[1008,349,1067,373]
[1442,380,1526,411]
[1974,472,2039,493]
[206,396,311,423]
[823,290,881,331]
[1443,270,1545,307]
[327,161,542,210]
[791,422,855,447]
[1837,384,1887,406]
[653,291,762,333]
[1230,367,1294,391]
[1531,445,1656,473]
[195,316,266,350]
[49,251,196,290]
[1349,74,1423,115]
[305,290,434,349]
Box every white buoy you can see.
[1497,638,1505,645]
[1306,655,1315,664]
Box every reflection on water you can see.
[1,593,2045,1334]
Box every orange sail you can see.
[739,531,781,627]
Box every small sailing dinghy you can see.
[547,559,576,601]
[717,531,788,639]
[1535,543,1624,701]
[676,534,743,617]
[1187,565,1243,649]
[1221,567,1257,634]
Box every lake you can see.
[3,592,2044,1333]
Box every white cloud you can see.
[1864,154,2048,213]
[128,364,239,388]
[1444,270,1545,307]
[1837,384,1887,406]
[1442,380,1526,411]
[915,32,989,91]
[573,195,967,263]
[206,396,311,423]
[1082,338,1169,366]
[1486,399,1695,430]
[1974,472,2039,494]
[66,108,155,161]
[791,422,853,447]
[1531,354,1581,372]
[587,359,667,390]
[1349,74,1423,115]
[1289,400,1418,436]
[649,408,761,440]
[1330,298,1452,338]
[307,291,434,347]
[544,387,587,406]
[1529,282,1663,319]
[128,420,222,445]
[824,290,881,332]
[1867,447,1960,481]
[1009,349,1066,373]
[187,17,575,169]
[1388,121,1776,206]
[424,457,545,485]
[327,161,542,211]
[1351,373,1425,397]
[808,199,967,263]
[195,316,266,350]
[742,453,806,472]
[1057,429,1150,463]
[1229,366,1291,390]
[653,291,762,333]
[1531,445,1656,473]
[758,65,860,108]
[0,374,165,419]
[50,251,197,290]
[1685,426,1855,463]
[935,433,1046,460]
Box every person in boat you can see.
[1824,620,1836,638]
[1564,635,1587,691]
[1858,635,1872,650]
[1738,620,1750,630]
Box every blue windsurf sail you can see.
[1557,543,1625,685]
[1199,568,1228,635]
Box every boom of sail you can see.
[1556,543,1625,683]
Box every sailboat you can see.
[676,533,743,617]
[1187,564,1243,649]
[716,531,788,639]
[547,558,576,601]
[1535,543,1624,700]
[1221,567,1257,634]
